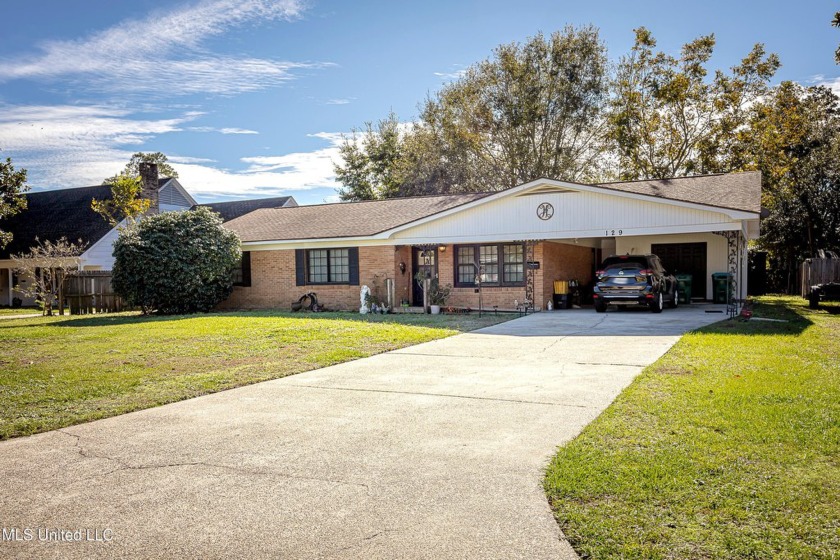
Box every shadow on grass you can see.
[692,297,814,337]
[3,308,508,332]
[207,309,513,333]
[4,299,816,335]
[0,311,156,329]
[814,301,840,315]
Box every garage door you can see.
[651,242,707,299]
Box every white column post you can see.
[7,268,13,306]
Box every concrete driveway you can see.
[0,306,725,559]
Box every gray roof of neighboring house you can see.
[0,179,171,260]
[194,195,298,223]
[225,193,491,242]
[595,171,761,214]
[225,172,761,244]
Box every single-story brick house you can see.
[219,172,761,312]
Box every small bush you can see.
[112,208,240,314]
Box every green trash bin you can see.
[712,273,732,304]
[675,274,692,304]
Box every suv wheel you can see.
[594,300,607,313]
[668,288,679,309]
[650,292,664,313]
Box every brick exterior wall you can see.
[393,245,413,306]
[438,245,530,311]
[540,241,595,307]
[435,241,594,312]
[218,241,595,312]
[217,246,400,311]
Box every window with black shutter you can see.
[232,251,251,287]
[297,247,359,285]
[454,243,525,287]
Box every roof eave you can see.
[241,234,392,250]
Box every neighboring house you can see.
[193,195,297,221]
[0,162,301,307]
[219,172,761,312]
[0,164,196,306]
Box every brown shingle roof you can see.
[225,172,760,244]
[595,171,761,213]
[225,192,491,242]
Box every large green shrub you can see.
[113,207,240,314]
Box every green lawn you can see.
[0,306,40,316]
[0,310,510,439]
[544,296,840,559]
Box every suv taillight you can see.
[639,269,653,276]
[595,270,605,278]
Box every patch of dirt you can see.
[656,365,694,376]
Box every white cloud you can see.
[188,126,259,134]
[326,98,352,105]
[433,71,465,79]
[168,155,217,164]
[308,131,346,143]
[434,65,467,80]
[0,104,202,186]
[0,101,344,200]
[179,136,343,198]
[220,128,259,135]
[0,0,324,96]
[0,105,192,151]
[812,75,840,96]
[175,132,344,199]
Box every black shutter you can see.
[295,249,306,286]
[241,251,251,287]
[348,247,359,285]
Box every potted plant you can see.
[428,279,452,315]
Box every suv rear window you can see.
[603,263,644,274]
[600,256,648,269]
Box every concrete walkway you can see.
[0,306,725,559]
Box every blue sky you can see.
[1,0,838,205]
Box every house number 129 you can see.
[605,229,623,236]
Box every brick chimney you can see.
[139,162,159,214]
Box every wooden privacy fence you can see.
[800,258,840,297]
[65,271,125,314]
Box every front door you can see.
[412,247,438,306]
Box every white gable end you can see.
[159,179,197,211]
[391,188,749,245]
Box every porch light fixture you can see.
[438,245,446,252]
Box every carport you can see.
[388,172,760,314]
